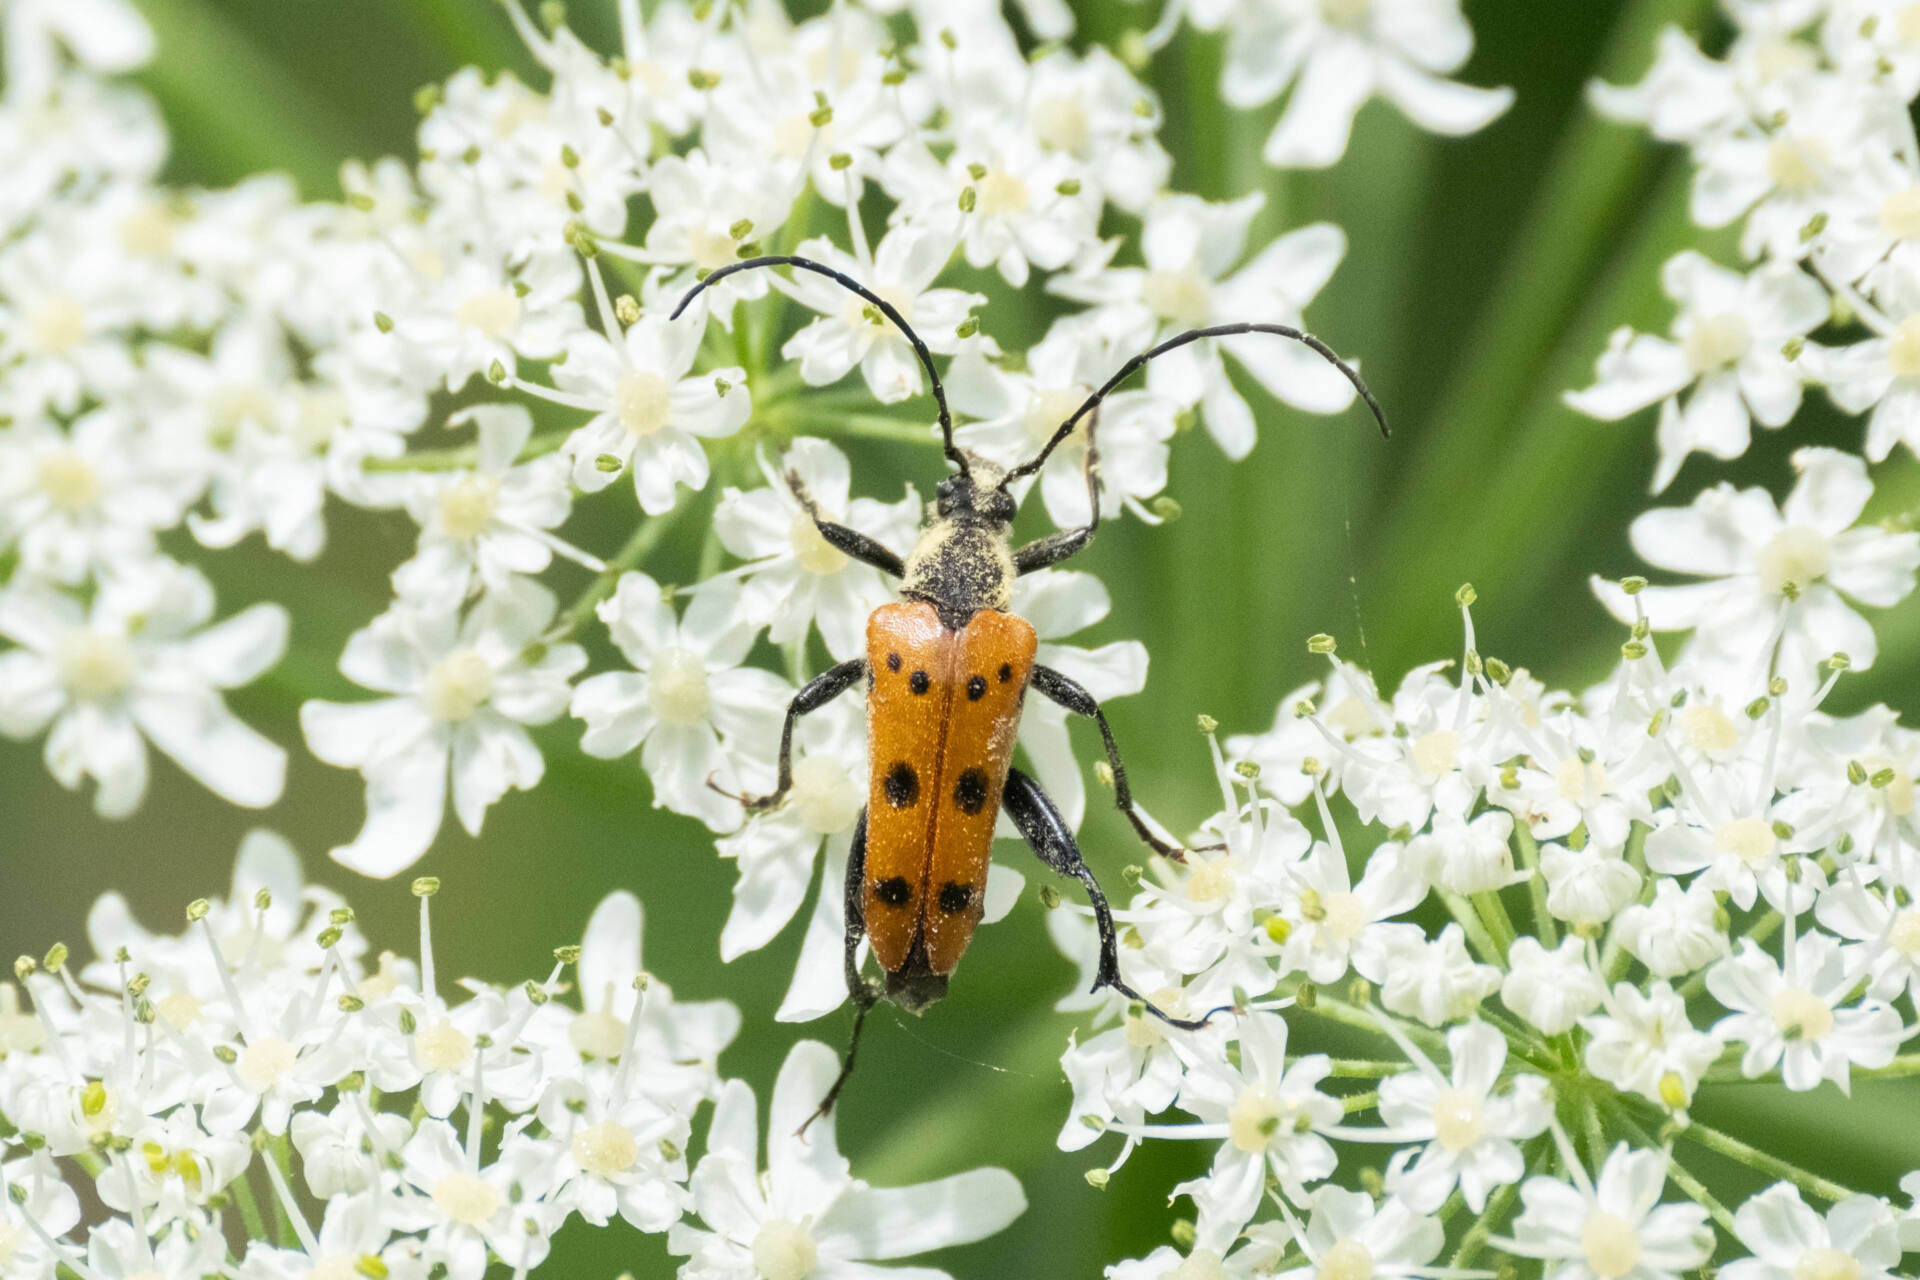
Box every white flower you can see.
[1501,936,1605,1036]
[1203,0,1512,168]
[1409,808,1521,895]
[1278,839,1426,986]
[391,249,583,392]
[1499,1143,1714,1280]
[1377,1022,1552,1213]
[569,572,787,831]
[1612,879,1730,978]
[1581,981,1724,1108]
[0,559,286,817]
[300,577,585,876]
[1707,933,1903,1092]
[400,1121,559,1280]
[667,1040,1027,1279]
[778,228,981,403]
[1541,841,1643,926]
[1563,253,1827,492]
[1594,447,1920,688]
[1721,1183,1902,1280]
[549,313,750,515]
[1377,924,1500,1027]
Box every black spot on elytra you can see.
[886,651,901,672]
[875,876,911,907]
[909,669,930,695]
[952,767,989,815]
[998,662,1012,683]
[884,761,919,808]
[966,675,987,701]
[938,882,974,914]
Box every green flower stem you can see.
[1438,888,1506,968]
[1615,1113,1737,1236]
[1342,1090,1378,1115]
[362,428,572,474]
[1448,1137,1542,1269]
[1472,888,1519,959]
[545,507,684,644]
[1322,1058,1413,1079]
[1675,1115,1863,1203]
[799,412,945,448]
[229,1170,270,1242]
[1291,987,1448,1056]
[1513,826,1556,949]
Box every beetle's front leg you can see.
[787,469,907,578]
[1028,664,1208,862]
[723,659,866,812]
[1000,767,1215,1030]
[1013,408,1102,575]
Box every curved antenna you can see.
[1006,322,1390,483]
[669,254,968,478]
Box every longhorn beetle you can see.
[672,256,1389,1123]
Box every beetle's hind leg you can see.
[1027,665,1220,863]
[786,469,907,578]
[799,808,880,1136]
[1001,767,1217,1032]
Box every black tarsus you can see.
[1029,664,1198,863]
[670,254,969,479]
[799,808,878,1136]
[786,468,906,578]
[1008,322,1391,483]
[1001,767,1218,1031]
[1012,405,1102,575]
[732,659,866,813]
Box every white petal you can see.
[823,1169,1027,1260]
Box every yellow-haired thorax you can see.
[900,460,1018,630]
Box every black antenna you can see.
[1006,322,1390,483]
[670,255,968,479]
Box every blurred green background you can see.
[6,0,1920,1273]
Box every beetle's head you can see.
[883,957,950,1015]
[934,455,1016,525]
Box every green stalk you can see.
[1513,825,1556,948]
[1676,1116,1863,1203]
[545,507,684,643]
[1448,1137,1540,1268]
[1472,888,1518,958]
[362,428,573,473]
[1616,1113,1737,1236]
[1438,888,1505,967]
[230,1170,270,1241]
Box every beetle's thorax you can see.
[900,463,1017,630]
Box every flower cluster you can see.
[0,833,1024,1280]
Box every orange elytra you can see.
[672,255,1390,1124]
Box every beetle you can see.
[672,256,1389,1120]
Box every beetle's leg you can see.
[1001,767,1216,1031]
[1028,664,1213,862]
[787,469,906,578]
[1013,408,1102,575]
[800,808,878,1136]
[722,658,866,812]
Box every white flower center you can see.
[538,159,572,203]
[1321,891,1368,945]
[422,648,495,722]
[59,630,134,701]
[1318,1239,1375,1280]
[791,755,861,834]
[1770,987,1834,1041]
[237,1037,299,1092]
[1022,385,1090,446]
[1124,988,1184,1049]
[571,1119,640,1176]
[1794,1247,1863,1280]
[35,449,101,510]
[1714,817,1778,868]
[1890,315,1920,378]
[1411,730,1458,778]
[0,1224,19,1268]
[1429,1086,1486,1152]
[1901,3,1920,44]
[438,474,501,540]
[125,1271,166,1280]
[1864,755,1915,816]
[1319,0,1372,28]
[1141,269,1213,329]
[306,1258,361,1280]
[1767,135,1826,191]
[975,169,1030,216]
[751,1216,819,1280]
[569,1008,628,1060]
[1556,755,1606,803]
[1227,1084,1286,1152]
[414,1020,474,1073]
[649,647,711,724]
[1169,1250,1226,1280]
[614,369,672,437]
[157,992,202,1029]
[119,201,177,257]
[454,287,521,338]
[842,285,914,335]
[294,388,350,450]
[28,294,86,355]
[431,1172,499,1227]
[1683,313,1750,373]
[1032,94,1089,154]
[1185,856,1236,903]
[221,924,285,967]
[209,384,276,443]
[1888,910,1920,957]
[803,44,863,87]
[1755,525,1832,595]
[1580,1211,1643,1279]
[1680,704,1737,754]
[1882,187,1920,240]
[772,114,818,159]
[688,227,739,273]
[788,510,849,575]
[1326,696,1378,740]
[0,988,47,1054]
[1750,38,1816,81]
